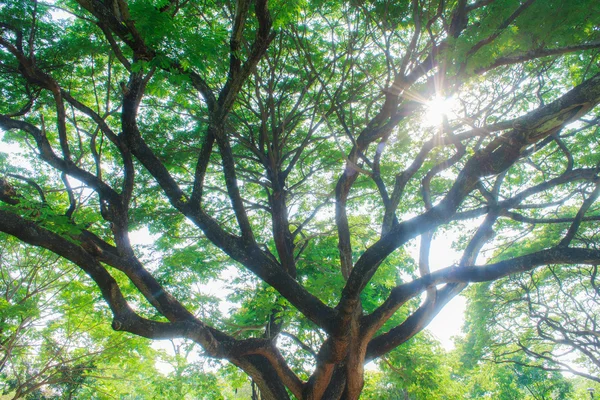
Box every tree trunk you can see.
[234,355,291,400]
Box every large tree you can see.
[1,0,600,398]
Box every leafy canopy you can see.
[1,0,600,398]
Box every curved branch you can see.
[340,71,600,306]
[477,41,600,75]
[0,115,121,206]
[365,246,600,360]
[465,0,536,59]
[0,209,219,355]
[6,173,46,204]
[559,179,600,247]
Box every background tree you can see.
[362,333,466,399]
[0,232,231,399]
[0,234,160,399]
[459,264,600,386]
[1,0,600,398]
[454,357,574,400]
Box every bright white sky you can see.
[412,236,466,350]
[428,295,466,350]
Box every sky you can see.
[408,235,467,350]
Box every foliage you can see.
[0,234,153,399]
[459,264,600,385]
[456,359,574,400]
[1,0,600,398]
[363,333,466,399]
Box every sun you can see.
[423,95,456,127]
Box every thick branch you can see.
[340,72,600,307]
[365,247,600,360]
[477,41,600,74]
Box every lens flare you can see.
[423,96,456,127]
